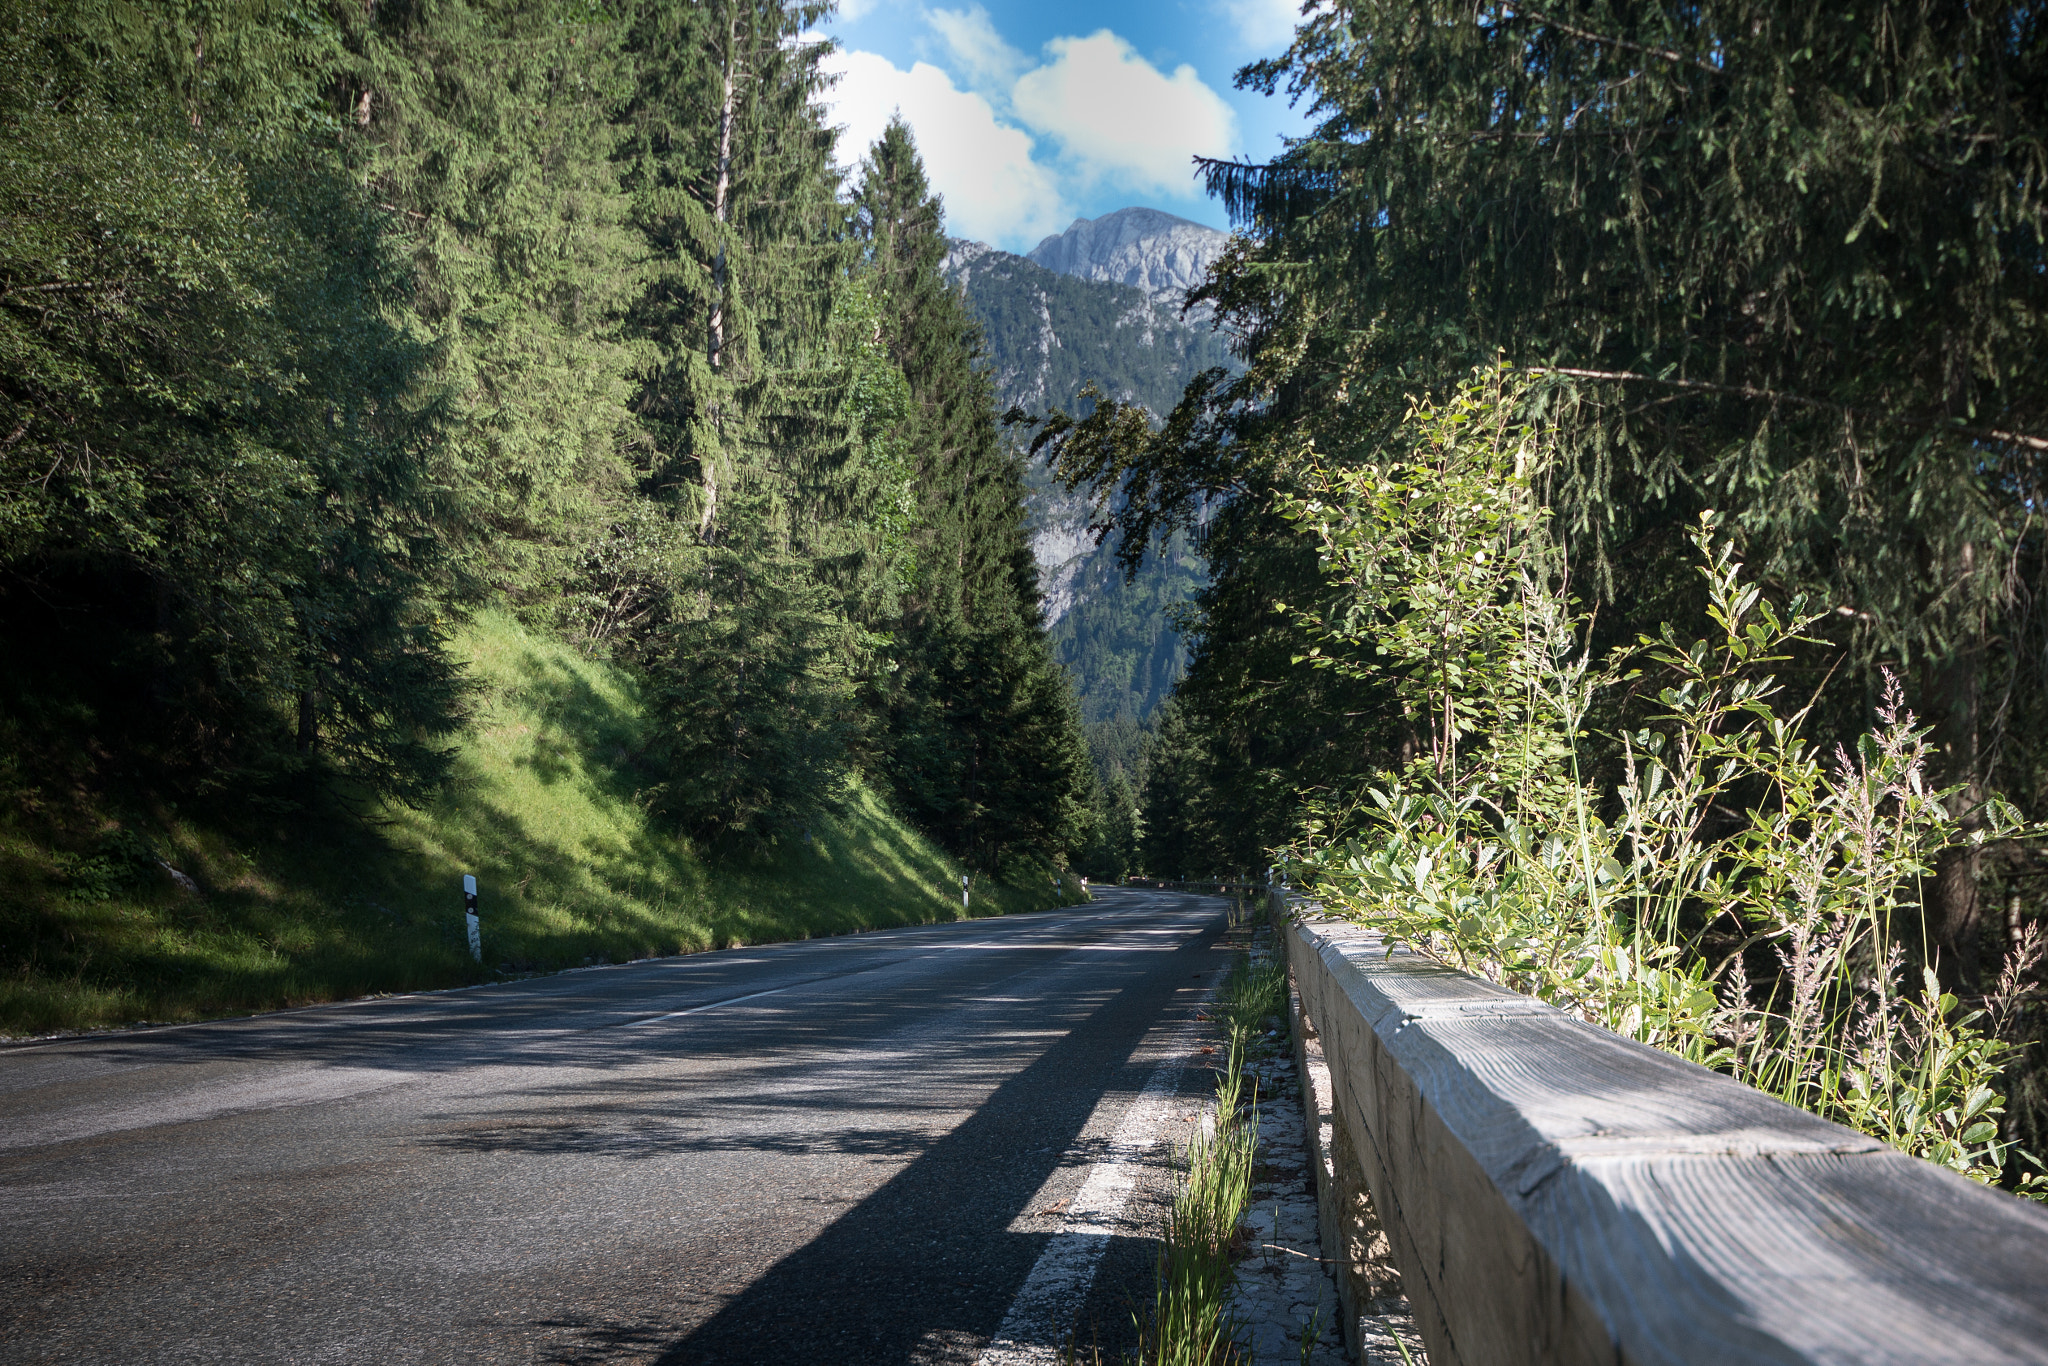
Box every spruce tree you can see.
[851,119,1094,870]
[619,0,871,842]
[334,0,645,603]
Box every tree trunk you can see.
[700,13,737,539]
[296,685,320,755]
[149,577,175,713]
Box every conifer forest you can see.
[1038,1,2048,1191]
[0,0,1092,1031]
[7,0,2048,1197]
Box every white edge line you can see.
[977,1008,1204,1365]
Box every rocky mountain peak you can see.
[940,237,995,278]
[1025,207,1230,308]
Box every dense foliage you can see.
[0,0,1091,876]
[1038,1,2048,1172]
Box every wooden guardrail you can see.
[1272,896,2048,1366]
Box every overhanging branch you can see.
[1525,365,2048,455]
[1499,5,1722,75]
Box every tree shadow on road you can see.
[522,925,1221,1365]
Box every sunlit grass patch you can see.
[0,610,1087,1036]
[1136,1025,1259,1366]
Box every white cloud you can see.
[926,5,1026,97]
[1010,31,1237,197]
[1220,0,1304,50]
[837,0,881,19]
[819,47,1069,248]
[818,17,1242,246]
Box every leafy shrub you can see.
[1284,371,2045,1191]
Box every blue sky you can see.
[816,0,1314,252]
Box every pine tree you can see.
[619,0,873,842]
[334,0,645,602]
[1138,699,1204,879]
[617,0,839,539]
[851,120,1095,870]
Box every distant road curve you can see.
[0,887,1229,1364]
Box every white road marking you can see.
[616,913,1213,1029]
[618,985,796,1026]
[978,1009,1202,1365]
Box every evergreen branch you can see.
[1525,366,2048,455]
[1194,156,1337,225]
[1498,5,1721,75]
[1467,129,1627,141]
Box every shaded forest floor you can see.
[0,611,1084,1037]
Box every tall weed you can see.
[1216,949,1288,1041]
[1138,1027,1259,1366]
[1283,371,2045,1191]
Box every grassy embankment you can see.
[0,610,1084,1037]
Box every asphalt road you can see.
[0,887,1233,1364]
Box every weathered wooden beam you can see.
[1278,906,2048,1366]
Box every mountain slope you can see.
[943,225,1233,726]
[943,238,1227,418]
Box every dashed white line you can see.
[618,985,796,1027]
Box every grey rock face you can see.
[1026,207,1230,309]
[940,237,995,280]
[939,235,1232,634]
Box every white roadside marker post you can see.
[463,874,481,962]
[961,872,970,911]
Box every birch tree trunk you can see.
[700,10,737,539]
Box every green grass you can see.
[1139,1026,1258,1366]
[1213,947,1288,1041]
[0,609,1087,1037]
[1127,933,1292,1366]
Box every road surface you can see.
[0,887,1232,1364]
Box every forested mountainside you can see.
[940,223,1231,882]
[0,0,1091,1033]
[1034,1,2048,1187]
[942,235,1228,729]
